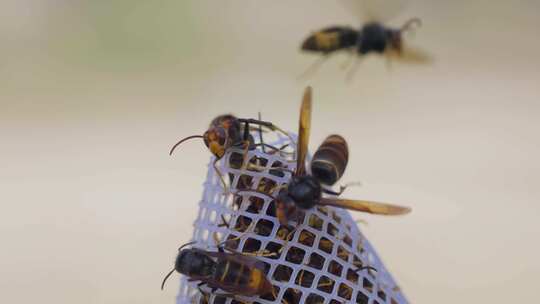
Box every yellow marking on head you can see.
[209,142,225,158]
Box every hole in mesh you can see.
[318,237,334,254]
[213,232,225,244]
[264,242,283,260]
[260,285,279,302]
[273,265,293,282]
[306,293,324,304]
[234,216,252,232]
[237,175,253,190]
[233,195,243,210]
[228,152,243,169]
[254,219,274,236]
[316,275,335,293]
[357,241,366,255]
[353,255,364,268]
[378,290,387,301]
[343,235,353,247]
[246,156,264,173]
[246,196,265,214]
[194,294,207,304]
[269,161,286,177]
[250,155,268,167]
[307,252,325,270]
[363,277,374,291]
[327,222,338,237]
[266,200,277,217]
[218,213,232,227]
[331,211,342,224]
[225,234,240,250]
[227,172,236,186]
[261,261,271,275]
[283,288,302,304]
[328,260,343,276]
[330,300,342,304]
[374,301,382,304]
[356,291,369,304]
[391,298,399,304]
[347,268,360,284]
[337,245,350,262]
[317,209,328,219]
[276,226,294,242]
[213,295,227,304]
[338,283,353,300]
[298,230,316,247]
[242,238,261,253]
[308,214,323,231]
[257,177,277,193]
[295,269,315,288]
[285,246,305,264]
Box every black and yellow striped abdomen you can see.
[212,258,269,296]
[301,27,358,54]
[311,134,349,185]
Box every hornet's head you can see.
[203,115,241,158]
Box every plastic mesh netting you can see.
[176,133,408,304]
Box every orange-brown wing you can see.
[319,197,411,215]
[295,86,312,176]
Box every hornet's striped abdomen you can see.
[301,27,358,54]
[311,134,349,185]
[213,258,271,296]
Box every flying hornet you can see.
[300,0,431,79]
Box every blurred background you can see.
[1,0,539,303]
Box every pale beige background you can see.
[1,1,539,303]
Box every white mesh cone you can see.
[175,133,408,304]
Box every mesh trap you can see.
[175,133,408,304]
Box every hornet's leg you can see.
[298,54,331,80]
[346,56,362,82]
[355,265,378,274]
[341,48,356,70]
[401,17,422,34]
[213,157,228,194]
[237,118,293,145]
[257,112,265,153]
[217,214,229,228]
[240,140,252,171]
[196,282,210,304]
[321,181,362,196]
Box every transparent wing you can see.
[387,46,433,64]
[339,0,409,22]
[295,86,312,176]
[320,197,411,215]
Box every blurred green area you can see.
[50,1,200,71]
